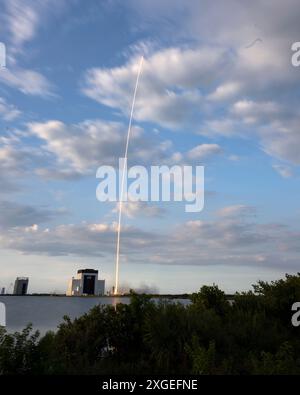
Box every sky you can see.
[0,0,299,294]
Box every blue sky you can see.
[0,0,300,294]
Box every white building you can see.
[67,269,105,296]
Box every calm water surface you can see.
[0,296,190,334]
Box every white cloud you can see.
[198,119,238,138]
[113,201,165,219]
[0,67,53,96]
[208,82,241,101]
[27,119,180,177]
[0,0,70,96]
[231,100,279,124]
[78,0,300,171]
[1,207,300,271]
[0,131,48,193]
[272,164,293,178]
[0,201,65,229]
[187,143,222,161]
[217,205,256,218]
[0,97,21,120]
[27,118,224,179]
[1,119,223,189]
[3,0,70,51]
[82,46,226,128]
[260,119,300,165]
[111,0,300,170]
[5,0,38,47]
[0,221,159,257]
[29,119,136,173]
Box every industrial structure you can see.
[13,277,29,295]
[66,269,105,296]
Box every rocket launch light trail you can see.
[114,56,144,295]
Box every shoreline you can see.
[0,293,235,299]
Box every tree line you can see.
[0,273,300,375]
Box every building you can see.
[66,269,105,296]
[13,277,29,295]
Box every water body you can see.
[0,296,190,334]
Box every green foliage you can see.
[253,273,300,326]
[0,273,300,374]
[191,284,229,315]
[143,301,189,373]
[186,338,216,374]
[0,324,40,374]
[250,342,300,375]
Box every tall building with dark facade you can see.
[13,277,29,295]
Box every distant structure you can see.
[66,269,105,296]
[13,277,29,295]
[0,287,5,295]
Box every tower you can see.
[66,269,105,296]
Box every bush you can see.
[1,273,300,374]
